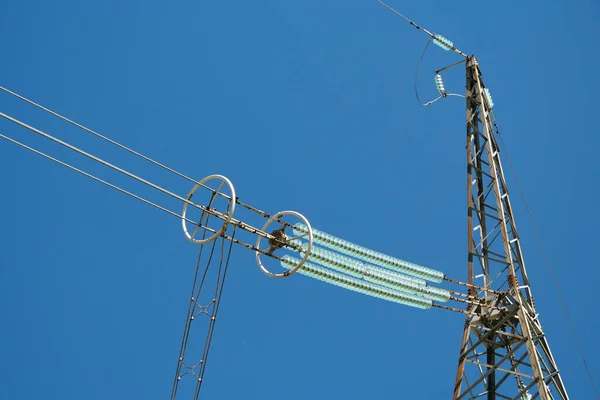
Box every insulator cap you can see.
[281,256,433,310]
[433,34,453,51]
[483,88,494,109]
[435,74,446,95]
[293,223,444,283]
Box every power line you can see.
[0,85,294,227]
[2,128,485,312]
[376,0,467,57]
[0,85,200,186]
[0,132,202,226]
[0,111,210,214]
[0,130,308,264]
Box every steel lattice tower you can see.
[452,56,569,400]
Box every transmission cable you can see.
[0,85,200,185]
[494,121,600,399]
[0,131,288,262]
[0,112,213,214]
[0,85,294,227]
[414,38,441,106]
[0,132,200,225]
[376,0,467,57]
[414,39,466,107]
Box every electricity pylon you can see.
[0,3,578,397]
[452,56,569,400]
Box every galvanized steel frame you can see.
[452,57,569,400]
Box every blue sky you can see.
[1,0,599,398]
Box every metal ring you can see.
[255,210,313,278]
[181,174,236,245]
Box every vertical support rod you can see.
[487,346,496,400]
[453,319,472,399]
[467,97,475,290]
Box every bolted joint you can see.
[507,273,519,289]
[267,228,287,252]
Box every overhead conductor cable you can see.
[0,85,295,229]
[376,0,466,58]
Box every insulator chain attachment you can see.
[180,174,314,278]
[255,211,314,279]
[181,174,236,245]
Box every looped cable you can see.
[415,38,465,107]
[415,38,435,107]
